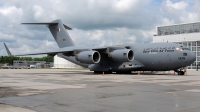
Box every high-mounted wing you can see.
[3,43,106,56]
[3,19,134,66]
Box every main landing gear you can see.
[93,70,132,74]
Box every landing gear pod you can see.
[109,49,134,62]
[76,51,101,64]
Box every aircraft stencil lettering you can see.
[178,57,185,60]
[143,47,175,53]
[4,19,196,75]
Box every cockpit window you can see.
[183,53,187,56]
[182,48,190,50]
[176,47,190,51]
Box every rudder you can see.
[48,19,74,48]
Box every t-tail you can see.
[22,19,74,48]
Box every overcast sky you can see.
[0,0,200,56]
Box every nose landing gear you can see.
[177,71,185,75]
[174,70,185,75]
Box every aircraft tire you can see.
[177,71,184,75]
[104,71,112,74]
[116,71,132,74]
[93,71,102,74]
[180,71,185,75]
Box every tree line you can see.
[0,56,54,65]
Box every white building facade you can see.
[153,22,200,69]
[54,55,82,68]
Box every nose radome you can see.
[190,52,196,63]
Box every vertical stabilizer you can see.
[48,19,74,48]
[22,19,75,48]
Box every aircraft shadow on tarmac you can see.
[60,71,177,76]
[17,70,182,76]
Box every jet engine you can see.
[108,49,134,62]
[75,51,101,64]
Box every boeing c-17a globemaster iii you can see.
[4,19,196,75]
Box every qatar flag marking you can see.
[57,28,60,32]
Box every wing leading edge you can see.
[3,43,108,56]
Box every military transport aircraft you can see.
[4,19,196,75]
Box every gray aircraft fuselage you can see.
[61,42,195,72]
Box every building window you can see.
[192,47,196,51]
[157,22,200,36]
[192,66,196,69]
[197,62,200,66]
[192,62,196,66]
[183,42,187,46]
[194,23,199,32]
[197,42,200,46]
[188,42,191,47]
[197,47,200,50]
[197,52,200,56]
[197,57,200,61]
[192,42,197,46]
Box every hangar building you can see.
[53,55,82,68]
[153,22,200,69]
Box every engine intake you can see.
[109,49,134,62]
[75,51,101,64]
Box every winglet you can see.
[4,43,12,56]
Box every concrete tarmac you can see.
[0,69,200,112]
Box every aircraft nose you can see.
[189,52,196,63]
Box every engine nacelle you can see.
[75,51,101,64]
[109,49,134,62]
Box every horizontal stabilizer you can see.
[63,24,72,30]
